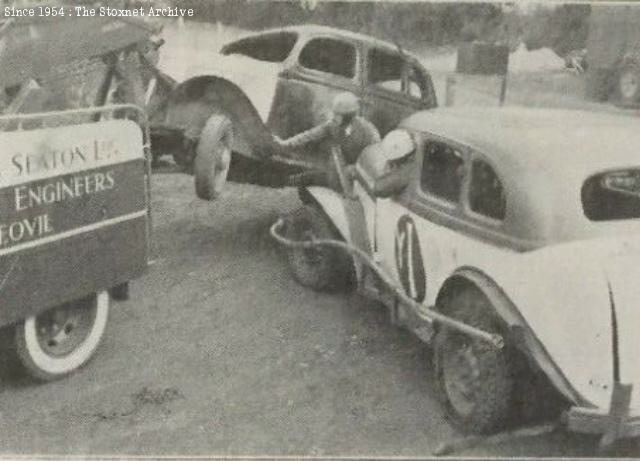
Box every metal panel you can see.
[0,112,149,326]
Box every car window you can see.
[222,32,298,63]
[298,38,356,78]
[421,141,465,203]
[368,48,404,93]
[468,159,506,220]
[582,170,640,221]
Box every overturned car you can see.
[150,25,437,199]
[274,107,640,440]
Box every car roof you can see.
[401,107,640,246]
[401,107,640,183]
[235,24,410,57]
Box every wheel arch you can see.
[435,266,585,406]
[299,186,352,243]
[162,75,273,158]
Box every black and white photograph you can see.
[0,0,638,458]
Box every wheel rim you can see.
[211,131,232,196]
[35,300,98,358]
[620,70,639,99]
[441,335,483,418]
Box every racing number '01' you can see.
[394,215,426,303]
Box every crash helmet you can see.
[381,129,415,162]
[331,92,360,115]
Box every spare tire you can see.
[194,114,233,200]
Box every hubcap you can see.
[442,337,482,417]
[620,70,639,99]
[301,229,325,266]
[35,301,96,357]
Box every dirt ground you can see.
[0,171,638,458]
[0,18,639,460]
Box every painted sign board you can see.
[0,119,148,326]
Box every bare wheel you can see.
[286,205,354,292]
[15,291,110,381]
[194,114,233,200]
[435,286,514,434]
[616,62,640,107]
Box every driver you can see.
[271,92,381,191]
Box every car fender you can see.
[303,186,352,243]
[470,240,622,411]
[437,267,588,407]
[161,75,275,158]
[162,55,281,124]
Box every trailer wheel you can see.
[194,114,233,200]
[14,291,110,381]
[616,61,640,107]
[286,205,354,292]
[435,286,514,434]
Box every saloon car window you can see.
[421,142,465,203]
[582,170,640,221]
[368,48,404,93]
[468,159,506,220]
[299,38,356,78]
[222,32,298,62]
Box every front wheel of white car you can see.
[15,291,110,381]
[435,286,515,434]
[286,205,354,292]
[194,114,233,201]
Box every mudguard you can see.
[444,235,640,414]
[438,268,586,407]
[160,75,272,158]
[304,186,353,243]
[162,54,280,124]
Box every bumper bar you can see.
[567,383,639,444]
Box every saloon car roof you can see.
[401,107,640,182]
[253,24,406,54]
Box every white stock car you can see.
[283,107,640,438]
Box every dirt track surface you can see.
[0,171,638,458]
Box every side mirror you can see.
[355,130,416,199]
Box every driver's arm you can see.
[273,120,334,154]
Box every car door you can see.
[267,34,362,147]
[375,136,470,306]
[362,47,433,137]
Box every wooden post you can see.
[499,74,508,106]
[445,74,456,107]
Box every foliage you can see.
[168,1,590,56]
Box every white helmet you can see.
[382,129,415,162]
[332,92,360,115]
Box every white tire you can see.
[194,114,233,200]
[15,291,110,381]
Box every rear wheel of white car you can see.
[287,205,354,292]
[194,114,233,200]
[616,62,640,107]
[435,286,514,434]
[15,291,110,381]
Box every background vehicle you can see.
[0,14,156,381]
[277,107,640,442]
[586,4,640,107]
[149,25,438,199]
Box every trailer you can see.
[0,13,159,380]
